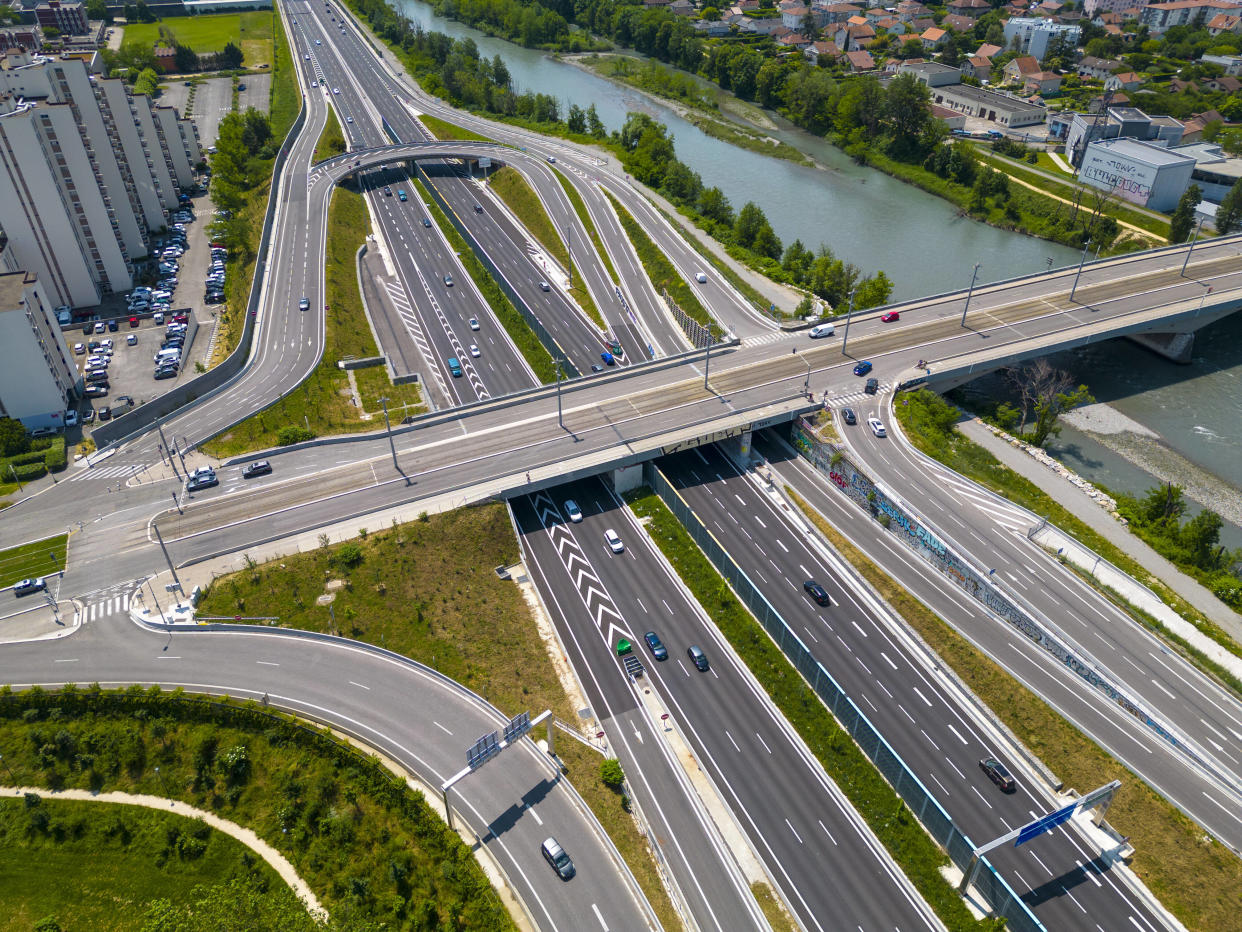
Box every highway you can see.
[512,481,944,932]
[657,444,1174,931]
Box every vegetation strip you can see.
[0,534,68,589]
[894,390,1242,693]
[417,113,496,143]
[604,191,713,328]
[554,171,619,285]
[0,684,512,930]
[413,177,557,382]
[785,488,1241,932]
[196,504,681,930]
[314,107,346,163]
[623,487,986,931]
[205,185,423,457]
[488,167,604,328]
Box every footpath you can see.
[958,416,1242,649]
[0,786,326,920]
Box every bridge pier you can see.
[1126,331,1195,364]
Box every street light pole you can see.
[152,524,183,596]
[8,463,22,492]
[703,330,713,390]
[378,397,398,471]
[840,288,857,355]
[1070,241,1091,300]
[960,262,981,327]
[1181,217,1203,275]
[555,360,563,428]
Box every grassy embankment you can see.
[894,389,1242,693]
[203,185,424,457]
[313,107,346,163]
[197,504,683,931]
[785,487,1242,932]
[553,172,619,284]
[0,797,291,931]
[417,113,495,143]
[624,487,988,931]
[0,534,68,589]
[488,166,604,328]
[412,177,558,382]
[603,191,713,329]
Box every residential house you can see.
[782,4,811,28]
[748,16,786,32]
[961,54,993,80]
[920,25,948,48]
[846,48,876,69]
[804,38,842,62]
[875,16,906,33]
[835,21,876,48]
[908,17,936,33]
[894,0,932,20]
[942,13,975,33]
[1179,109,1224,142]
[153,45,177,73]
[821,2,864,23]
[779,31,813,48]
[946,0,990,15]
[1203,74,1241,92]
[863,7,892,23]
[1023,70,1063,95]
[976,42,1003,58]
[1207,12,1242,33]
[1168,76,1196,92]
[1083,0,1143,13]
[770,24,795,38]
[1105,71,1143,91]
[1077,55,1123,79]
[668,0,695,13]
[694,19,733,34]
[1089,90,1130,109]
[1002,55,1041,82]
[1103,22,1126,36]
[1200,53,1242,74]
[1094,10,1123,24]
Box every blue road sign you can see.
[1015,802,1076,847]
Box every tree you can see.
[698,186,734,226]
[701,5,720,19]
[132,67,159,98]
[1215,177,1242,234]
[600,758,624,788]
[0,416,27,456]
[585,103,606,138]
[219,41,244,70]
[800,9,818,38]
[1168,183,1202,243]
[885,72,932,156]
[1138,482,1187,528]
[1005,359,1093,447]
[174,44,198,73]
[566,103,586,134]
[734,201,770,249]
[86,0,109,20]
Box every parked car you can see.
[185,473,219,492]
[64,409,79,427]
[98,406,112,421]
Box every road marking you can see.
[433,721,453,736]
[349,681,370,690]
[591,903,608,930]
[798,564,811,580]
[785,818,803,844]
[850,620,868,638]
[946,723,969,745]
[944,758,966,780]
[256,660,280,666]
[156,656,181,660]
[1076,860,1102,887]
[911,685,933,707]
[754,732,773,754]
[1148,678,1177,701]
[775,539,788,553]
[920,729,941,751]
[53,658,79,663]
[1202,791,1242,826]
[880,651,899,671]
[526,805,543,826]
[725,730,741,752]
[970,785,993,809]
[817,820,837,845]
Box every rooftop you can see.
[1087,136,1196,166]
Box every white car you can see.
[868,417,887,437]
[605,528,624,554]
[564,500,582,523]
[304,53,311,60]
[74,342,86,354]
[469,344,480,358]
[64,409,79,427]
[333,87,340,94]
[469,317,479,331]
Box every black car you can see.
[107,319,119,332]
[98,406,112,421]
[84,384,108,397]
[864,377,879,395]
[643,631,668,661]
[242,460,272,479]
[687,645,709,672]
[383,186,392,196]
[422,218,432,228]
[979,757,1016,793]
[803,580,831,606]
[842,408,857,426]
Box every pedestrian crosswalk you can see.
[742,329,791,347]
[826,386,891,408]
[69,461,149,483]
[82,592,131,622]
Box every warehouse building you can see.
[1077,137,1197,211]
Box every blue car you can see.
[601,350,615,366]
[853,360,873,376]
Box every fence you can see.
[662,286,715,348]
[788,418,1220,780]
[643,460,1044,932]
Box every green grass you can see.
[787,488,1242,932]
[604,191,714,329]
[196,506,679,925]
[0,534,67,589]
[751,881,799,932]
[624,487,988,932]
[418,113,496,142]
[554,170,619,285]
[123,13,275,69]
[414,176,557,382]
[893,390,1242,689]
[314,107,346,163]
[268,7,299,139]
[205,186,420,457]
[0,797,290,932]
[488,167,603,328]
[0,686,511,930]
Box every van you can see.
[808,323,835,338]
[447,356,463,377]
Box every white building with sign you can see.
[1077,137,1197,211]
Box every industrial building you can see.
[1077,137,1198,211]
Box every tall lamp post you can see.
[1181,217,1204,275]
[840,288,857,355]
[960,262,981,327]
[1070,241,1092,300]
[555,360,563,427]
[378,397,398,472]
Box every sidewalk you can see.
[958,416,1242,647]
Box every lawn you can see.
[195,506,681,927]
[0,797,289,932]
[418,113,496,143]
[554,170,619,285]
[123,12,275,69]
[787,489,1242,932]
[204,185,423,457]
[0,534,68,589]
[313,107,345,163]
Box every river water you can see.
[393,0,1242,548]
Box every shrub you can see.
[276,425,315,446]
[44,440,66,471]
[600,758,624,789]
[334,543,363,569]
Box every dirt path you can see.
[1,785,326,919]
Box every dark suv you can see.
[644,631,668,661]
[842,408,857,426]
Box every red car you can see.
[128,316,139,327]
[881,311,900,322]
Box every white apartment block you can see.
[0,53,201,309]
[1002,17,1082,60]
[0,267,76,429]
[1139,0,1242,33]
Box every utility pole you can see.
[152,524,183,596]
[567,223,572,288]
[378,397,398,471]
[1181,217,1203,275]
[1070,241,1091,300]
[703,331,713,390]
[960,262,981,327]
[555,360,563,428]
[840,288,857,354]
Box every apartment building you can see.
[0,266,76,429]
[1001,17,1082,59]
[34,0,88,35]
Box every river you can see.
[392,0,1242,551]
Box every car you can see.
[172,313,189,324]
[12,578,46,597]
[81,408,95,424]
[153,312,165,324]
[186,472,219,491]
[853,360,873,376]
[538,280,550,292]
[864,377,878,395]
[808,323,835,338]
[695,271,708,283]
[546,155,556,163]
[127,333,138,346]
[299,297,310,311]
[333,87,340,95]
[346,116,354,124]
[383,186,392,196]
[242,460,273,479]
[842,407,857,426]
[443,274,453,287]
[311,80,318,88]
[398,189,407,201]
[98,406,112,421]
[979,757,1016,792]
[87,340,101,351]
[469,343,480,358]
[84,384,108,397]
[153,367,177,380]
[643,631,668,661]
[880,311,900,323]
[564,499,582,523]
[86,371,110,384]
[422,217,432,228]
[304,53,311,60]
[74,342,86,354]
[468,317,479,331]
[152,290,172,302]
[590,364,603,373]
[128,316,139,327]
[803,580,831,606]
[108,320,119,332]
[540,837,575,881]
[604,528,624,554]
[600,350,615,366]
[64,410,79,427]
[447,356,463,378]
[687,645,709,672]
[315,38,321,43]
[868,417,887,437]
[205,293,224,304]
[473,203,483,213]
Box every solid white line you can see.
[256,660,280,666]
[349,681,370,690]
[591,903,609,931]
[434,721,453,736]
